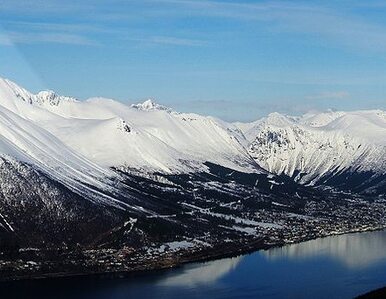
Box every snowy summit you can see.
[131,99,171,111]
[0,76,384,195]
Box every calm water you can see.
[2,230,386,299]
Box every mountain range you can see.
[0,77,385,280]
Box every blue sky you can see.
[0,0,386,121]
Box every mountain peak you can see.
[264,112,296,127]
[0,77,78,109]
[37,90,58,99]
[131,99,171,111]
[300,110,346,127]
[36,90,78,106]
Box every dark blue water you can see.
[2,230,386,299]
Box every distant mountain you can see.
[0,77,385,280]
[235,110,386,195]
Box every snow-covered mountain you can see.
[0,77,384,197]
[0,78,260,175]
[235,110,386,194]
[0,77,385,280]
[0,77,273,251]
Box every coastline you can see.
[357,287,386,299]
[1,225,384,284]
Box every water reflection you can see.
[159,256,243,286]
[3,230,386,299]
[263,230,386,268]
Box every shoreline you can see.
[1,225,384,284]
[357,286,386,299]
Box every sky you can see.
[0,0,386,121]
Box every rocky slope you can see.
[235,111,386,195]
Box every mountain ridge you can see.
[235,109,385,194]
[0,76,385,281]
[1,76,385,194]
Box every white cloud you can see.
[153,0,386,52]
[306,91,350,100]
[128,36,208,47]
[0,34,13,46]
[2,21,104,33]
[149,36,207,46]
[3,1,386,52]
[0,0,91,14]
[0,31,99,46]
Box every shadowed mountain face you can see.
[0,77,385,280]
[0,156,323,251]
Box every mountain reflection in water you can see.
[159,256,243,286]
[263,230,386,268]
[2,230,386,299]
